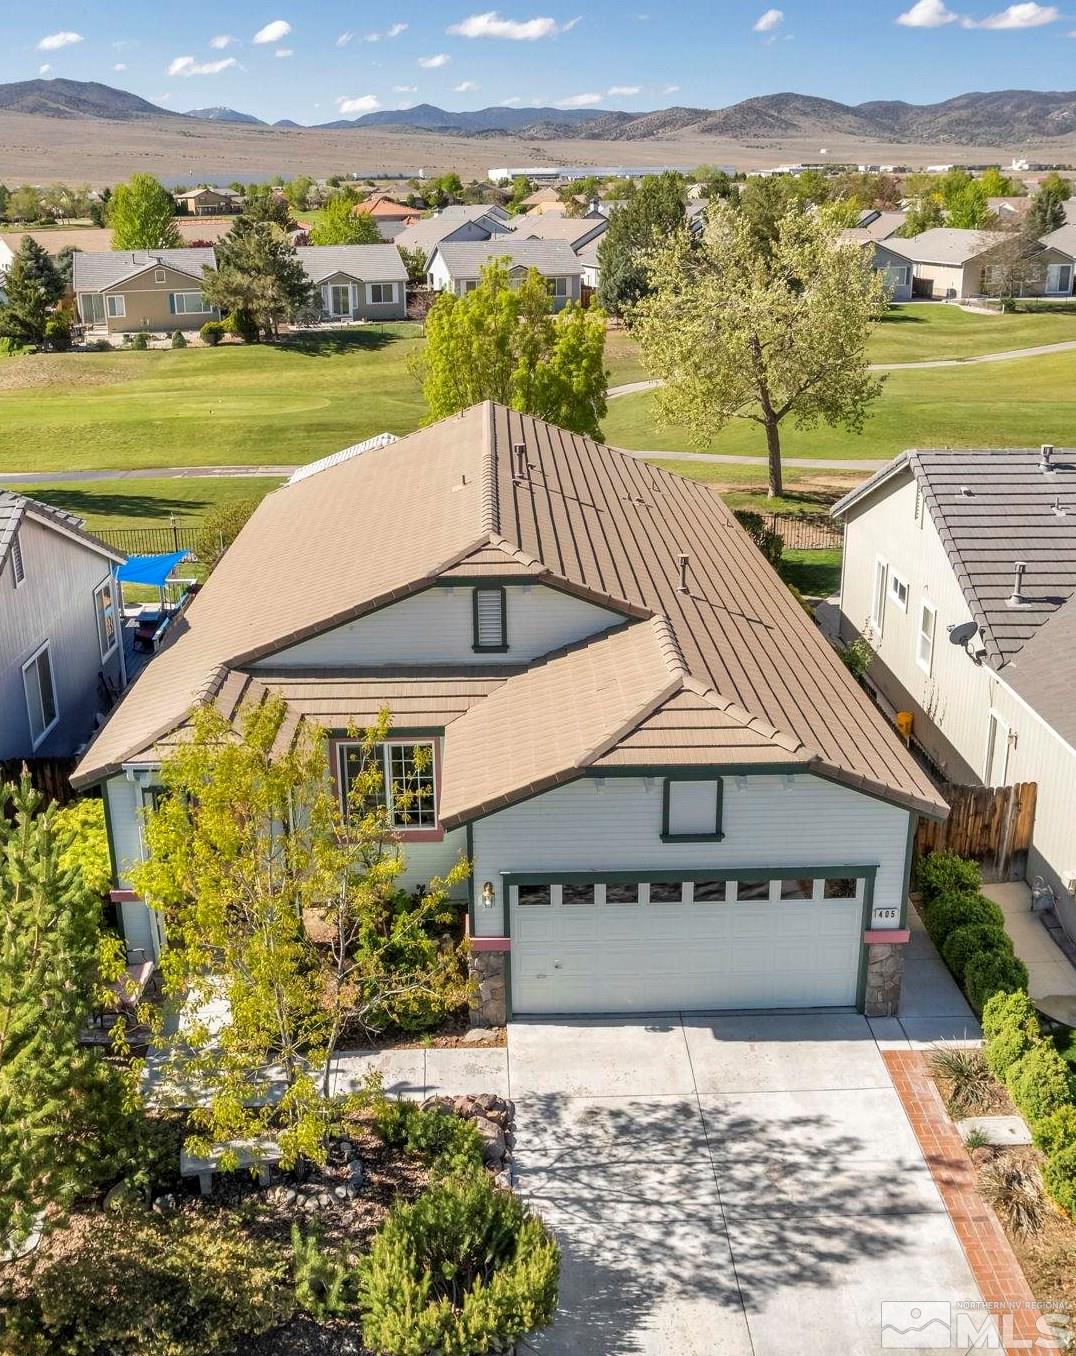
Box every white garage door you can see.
[510,873,866,1015]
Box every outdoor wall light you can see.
[481,881,496,910]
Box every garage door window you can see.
[648,881,685,904]
[734,878,770,901]
[604,883,639,905]
[780,878,814,900]
[563,883,595,906]
[692,879,730,903]
[661,777,723,842]
[824,877,858,898]
[518,885,551,907]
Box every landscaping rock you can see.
[151,1193,177,1215]
[957,1115,1033,1147]
[473,1115,507,1166]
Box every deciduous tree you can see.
[309,195,381,246]
[108,174,182,250]
[417,257,607,437]
[634,203,887,497]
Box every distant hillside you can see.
[317,102,619,133]
[0,78,174,120]
[186,106,266,127]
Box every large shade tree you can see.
[418,257,607,438]
[595,172,687,317]
[202,218,313,340]
[309,194,382,246]
[108,174,182,250]
[0,237,63,345]
[633,202,888,497]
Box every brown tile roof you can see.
[255,667,522,730]
[74,403,943,818]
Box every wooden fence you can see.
[915,781,1037,881]
[0,758,80,809]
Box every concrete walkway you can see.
[1,464,298,485]
[983,881,1076,1023]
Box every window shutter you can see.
[169,294,176,315]
[473,588,506,650]
[11,534,24,586]
[663,778,723,840]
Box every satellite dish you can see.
[948,621,978,646]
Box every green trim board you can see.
[465,822,476,935]
[899,813,917,931]
[471,585,509,653]
[500,864,879,886]
[855,874,875,1013]
[661,775,724,843]
[101,780,120,892]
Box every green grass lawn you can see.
[868,303,1076,364]
[14,477,286,533]
[606,350,1076,460]
[778,547,843,598]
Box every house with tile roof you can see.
[0,492,126,760]
[295,245,408,321]
[833,446,1076,941]
[174,186,242,217]
[426,239,583,309]
[394,206,514,266]
[897,227,1074,300]
[75,404,942,1018]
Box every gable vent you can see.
[473,587,507,651]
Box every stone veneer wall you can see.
[865,941,906,1018]
[469,950,507,1027]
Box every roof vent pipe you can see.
[512,443,528,480]
[1041,443,1055,472]
[1009,560,1027,606]
[676,553,689,594]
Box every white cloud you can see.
[454,79,480,91]
[336,94,381,114]
[37,31,83,51]
[557,91,602,106]
[895,0,960,24]
[419,52,451,66]
[500,96,522,105]
[39,64,52,74]
[337,31,355,45]
[662,83,680,93]
[967,2,1059,25]
[209,34,237,49]
[393,83,418,92]
[168,55,239,76]
[754,7,784,30]
[447,10,577,39]
[252,19,291,45]
[366,22,408,40]
[114,63,127,71]
[275,48,293,57]
[608,84,641,95]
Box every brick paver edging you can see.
[884,1049,1042,1353]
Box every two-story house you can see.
[1,492,126,759]
[833,446,1076,942]
[73,405,943,1020]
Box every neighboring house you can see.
[353,193,418,225]
[0,238,12,303]
[838,230,915,302]
[853,209,908,240]
[520,187,566,214]
[833,447,1076,940]
[174,187,242,216]
[72,249,219,335]
[897,228,1073,300]
[511,213,608,252]
[686,199,708,239]
[577,238,601,294]
[1039,224,1076,294]
[74,402,941,1018]
[0,493,126,760]
[426,239,583,309]
[394,206,514,263]
[295,245,409,321]
[988,196,1031,226]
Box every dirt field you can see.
[3,111,1076,186]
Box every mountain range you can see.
[4,79,1076,146]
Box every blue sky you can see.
[6,1,1076,124]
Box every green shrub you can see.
[1043,1145,1076,1218]
[1032,1104,1076,1156]
[982,990,1040,1078]
[840,631,875,681]
[1006,1042,1075,1123]
[171,329,187,349]
[223,309,260,344]
[925,890,1005,949]
[129,330,150,351]
[0,336,30,356]
[200,319,225,345]
[918,851,981,905]
[941,923,1013,983]
[0,1210,293,1355]
[89,338,112,352]
[192,497,261,571]
[734,510,783,566]
[44,313,72,352]
[358,1170,559,1356]
[965,950,1029,1014]
[292,1223,356,1318]
[374,1099,484,1175]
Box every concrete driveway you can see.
[510,1011,994,1356]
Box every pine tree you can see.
[15,236,64,305]
[0,238,55,344]
[0,777,113,1245]
[1028,185,1066,237]
[202,218,313,339]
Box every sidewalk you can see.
[982,881,1076,1024]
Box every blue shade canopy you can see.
[116,550,190,587]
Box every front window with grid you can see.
[338,740,437,829]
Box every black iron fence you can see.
[95,523,201,558]
[766,513,843,552]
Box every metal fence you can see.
[96,523,201,558]
[766,513,844,552]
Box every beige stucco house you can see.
[426,238,583,309]
[898,228,1074,300]
[73,249,219,335]
[295,245,409,321]
[174,186,242,216]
